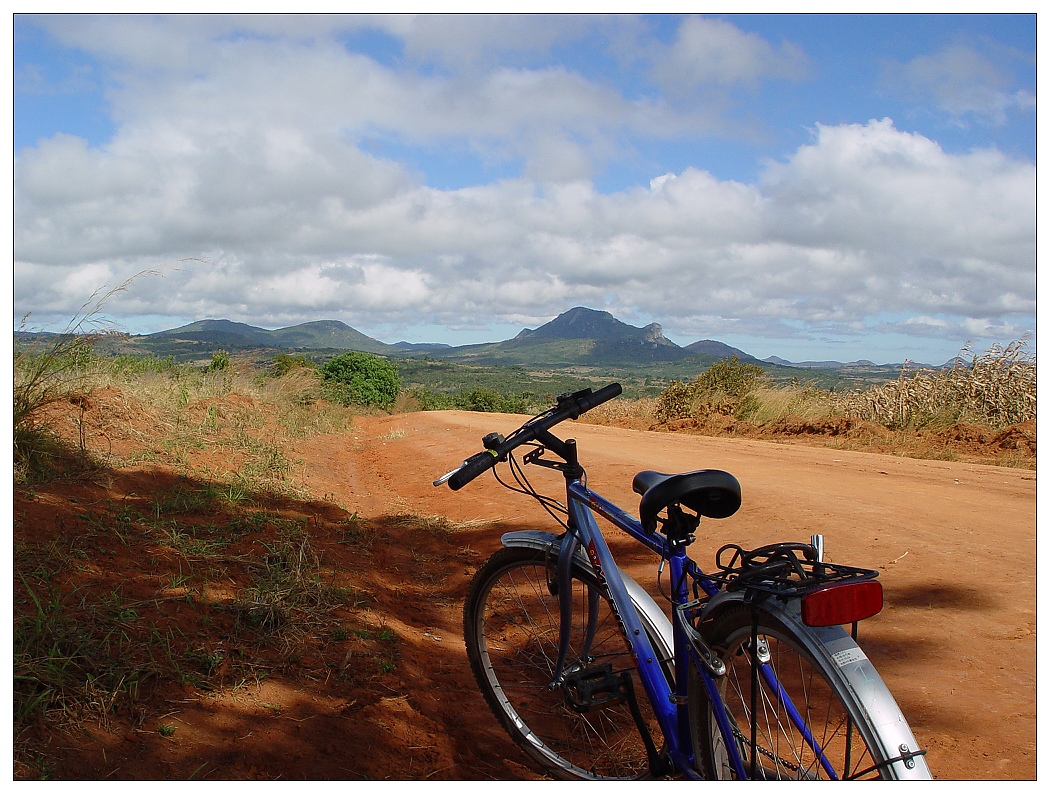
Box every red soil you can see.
[13,393,1036,780]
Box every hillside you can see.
[429,307,754,370]
[153,319,397,356]
[17,306,922,387]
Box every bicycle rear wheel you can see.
[690,602,924,780]
[464,545,666,780]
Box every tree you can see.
[318,351,400,408]
[207,349,231,372]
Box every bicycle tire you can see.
[689,601,926,780]
[464,545,668,780]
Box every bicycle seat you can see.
[633,470,741,532]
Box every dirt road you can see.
[17,399,1036,781]
[302,410,1036,780]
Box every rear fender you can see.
[697,590,932,780]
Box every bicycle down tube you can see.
[564,479,753,779]
[569,479,921,780]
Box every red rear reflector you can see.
[801,580,883,627]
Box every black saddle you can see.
[632,469,741,533]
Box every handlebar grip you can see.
[447,450,499,491]
[575,382,622,414]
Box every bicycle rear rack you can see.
[712,541,879,599]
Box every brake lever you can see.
[433,466,462,487]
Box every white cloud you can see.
[380,14,597,72]
[13,17,1036,359]
[651,15,809,92]
[882,43,1035,125]
[759,119,1034,314]
[16,114,1034,347]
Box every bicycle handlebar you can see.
[446,450,500,490]
[437,382,623,490]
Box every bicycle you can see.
[435,384,932,780]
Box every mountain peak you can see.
[642,321,668,345]
[521,307,674,346]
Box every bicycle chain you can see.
[729,726,804,777]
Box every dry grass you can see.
[740,384,838,425]
[583,396,659,427]
[12,348,361,521]
[831,340,1035,430]
[582,343,1034,468]
[607,342,1035,435]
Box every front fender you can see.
[499,530,674,663]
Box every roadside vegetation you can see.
[582,347,1035,468]
[15,330,1035,487]
[646,346,1036,432]
[12,331,472,779]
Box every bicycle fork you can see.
[544,525,669,776]
[545,531,600,686]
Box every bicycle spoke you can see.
[466,550,659,779]
[704,625,883,780]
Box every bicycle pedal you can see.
[561,664,627,713]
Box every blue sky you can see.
[12,11,1036,364]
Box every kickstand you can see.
[618,671,669,778]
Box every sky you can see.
[11,9,1037,364]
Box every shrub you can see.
[318,351,400,409]
[455,388,532,414]
[108,354,178,378]
[407,386,537,414]
[267,353,313,378]
[656,356,769,422]
[408,387,455,411]
[207,349,231,372]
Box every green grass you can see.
[13,486,377,742]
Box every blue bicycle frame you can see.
[452,384,929,780]
[552,476,752,780]
[491,454,929,780]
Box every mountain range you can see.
[106,306,925,373]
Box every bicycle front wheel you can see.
[690,602,925,780]
[464,545,666,780]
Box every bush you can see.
[456,388,532,414]
[408,387,455,411]
[108,354,179,378]
[318,351,400,409]
[267,353,313,378]
[207,349,231,372]
[698,356,768,397]
[407,386,537,414]
[656,356,769,422]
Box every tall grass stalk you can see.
[13,280,142,478]
[832,340,1035,430]
[646,341,1034,434]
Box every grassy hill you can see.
[16,305,919,390]
[152,319,397,356]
